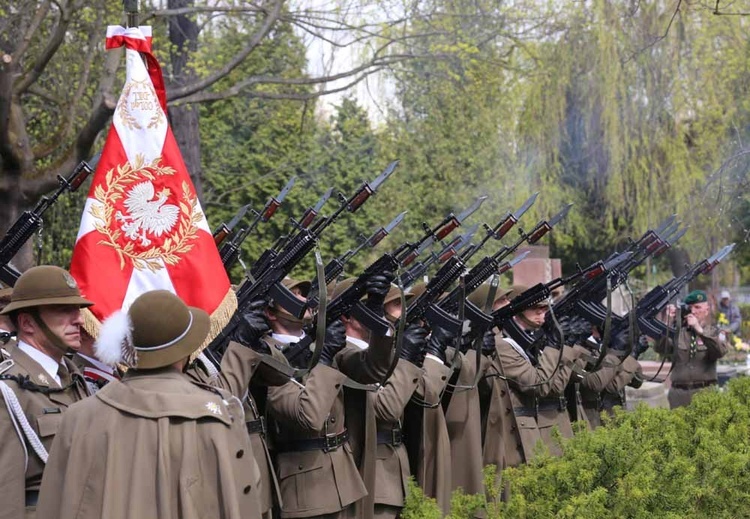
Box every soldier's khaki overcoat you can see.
[37,369,262,519]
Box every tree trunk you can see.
[167,0,203,201]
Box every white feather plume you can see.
[94,310,133,366]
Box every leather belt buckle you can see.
[391,427,402,446]
[323,431,346,453]
[247,416,267,436]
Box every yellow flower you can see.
[718,312,729,326]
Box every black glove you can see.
[633,334,650,358]
[365,271,395,315]
[610,327,631,352]
[319,320,347,366]
[482,330,497,356]
[399,323,428,366]
[424,325,456,364]
[229,299,271,354]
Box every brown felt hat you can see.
[1,266,93,314]
[511,284,550,307]
[384,284,417,306]
[468,284,514,308]
[330,278,357,300]
[129,290,210,369]
[282,276,311,297]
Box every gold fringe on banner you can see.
[193,288,238,360]
[81,307,102,339]
[82,288,237,359]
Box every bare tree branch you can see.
[12,1,51,63]
[166,0,285,101]
[15,0,73,94]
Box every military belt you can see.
[376,427,403,446]
[536,395,567,412]
[672,380,717,390]
[26,490,39,507]
[600,393,623,409]
[246,417,266,436]
[513,406,536,417]
[275,430,349,453]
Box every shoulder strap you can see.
[0,379,49,468]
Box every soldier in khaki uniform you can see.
[587,355,642,427]
[0,266,93,519]
[266,276,395,519]
[371,287,422,519]
[37,290,262,519]
[443,284,511,497]
[333,275,397,519]
[189,298,290,519]
[654,290,729,408]
[483,290,589,476]
[401,321,454,513]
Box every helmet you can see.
[96,290,209,370]
[1,266,93,314]
[467,284,514,308]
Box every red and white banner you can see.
[70,26,235,337]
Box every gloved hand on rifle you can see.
[482,329,497,356]
[633,334,650,359]
[610,327,631,352]
[457,328,475,354]
[319,320,347,366]
[424,325,456,364]
[229,299,271,354]
[399,323,428,367]
[365,270,395,316]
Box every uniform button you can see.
[335,384,341,389]
[330,417,336,423]
[505,407,511,414]
[412,378,418,383]
[244,485,252,494]
[441,376,447,381]
[500,390,506,396]
[236,450,244,459]
[517,443,523,449]
[298,464,303,470]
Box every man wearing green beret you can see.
[654,290,729,408]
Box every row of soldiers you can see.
[0,259,728,519]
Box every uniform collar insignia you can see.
[205,401,222,416]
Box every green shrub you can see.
[405,377,750,517]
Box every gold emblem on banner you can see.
[90,155,202,272]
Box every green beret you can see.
[684,290,707,305]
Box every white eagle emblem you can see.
[115,181,180,246]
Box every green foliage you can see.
[402,478,443,519]
[406,378,750,518]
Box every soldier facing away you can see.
[37,290,263,519]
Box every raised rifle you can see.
[574,218,685,328]
[398,223,479,288]
[438,201,569,329]
[496,251,633,352]
[635,244,735,339]
[218,176,297,272]
[284,197,488,364]
[306,210,407,307]
[212,204,251,247]
[0,154,99,286]
[210,161,399,354]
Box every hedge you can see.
[403,377,750,518]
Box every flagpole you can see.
[123,0,138,28]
